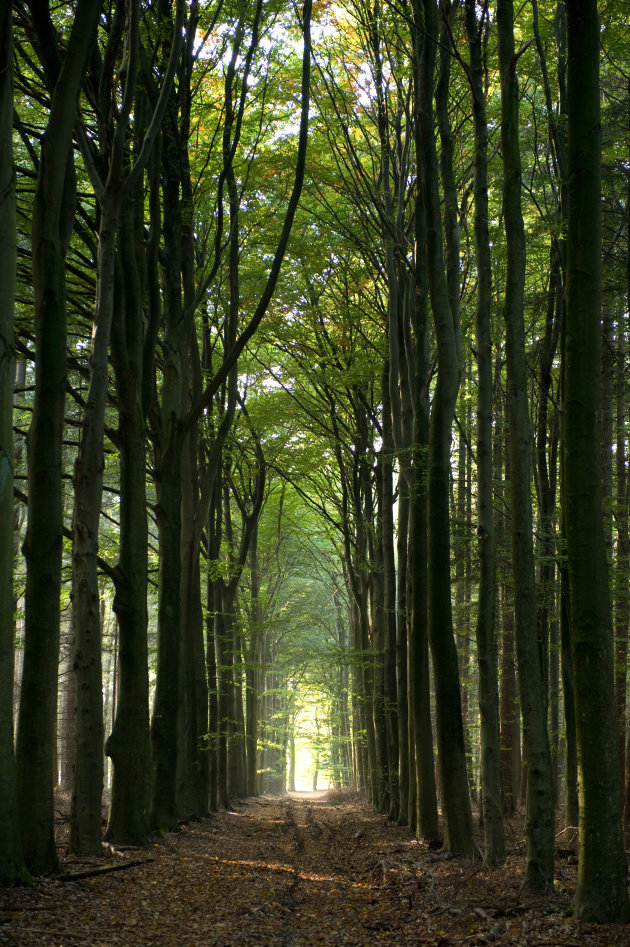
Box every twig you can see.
[57,856,155,881]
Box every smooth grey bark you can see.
[496,0,554,890]
[564,0,629,922]
[0,0,25,884]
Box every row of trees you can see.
[1,0,629,925]
[2,0,317,871]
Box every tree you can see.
[464,0,505,868]
[0,0,26,885]
[413,0,475,858]
[69,0,184,856]
[15,0,102,875]
[496,0,554,890]
[563,0,629,922]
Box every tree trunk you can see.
[406,100,438,842]
[16,0,101,874]
[414,0,475,857]
[215,585,232,808]
[371,459,388,813]
[69,193,121,856]
[179,418,210,818]
[150,413,183,830]
[246,522,262,798]
[396,479,410,825]
[0,0,25,881]
[533,251,561,801]
[615,313,629,813]
[464,0,505,867]
[381,369,399,820]
[229,624,247,799]
[497,0,554,890]
[496,390,520,817]
[559,546,578,826]
[206,477,222,811]
[105,190,153,844]
[563,0,629,921]
[58,619,75,794]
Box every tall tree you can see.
[69,0,184,855]
[413,0,475,857]
[15,0,102,874]
[0,0,26,885]
[563,0,629,922]
[407,9,438,848]
[463,0,505,868]
[104,122,158,846]
[496,0,554,890]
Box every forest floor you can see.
[1,790,630,946]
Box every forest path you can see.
[1,792,627,946]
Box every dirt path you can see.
[1,792,628,945]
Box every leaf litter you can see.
[1,789,630,945]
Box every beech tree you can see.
[563,0,629,922]
[413,0,475,858]
[463,0,505,868]
[0,0,25,886]
[496,0,554,890]
[15,0,102,875]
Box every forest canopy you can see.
[1,0,629,927]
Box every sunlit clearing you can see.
[292,695,333,791]
[293,738,317,791]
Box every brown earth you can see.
[1,790,630,946]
